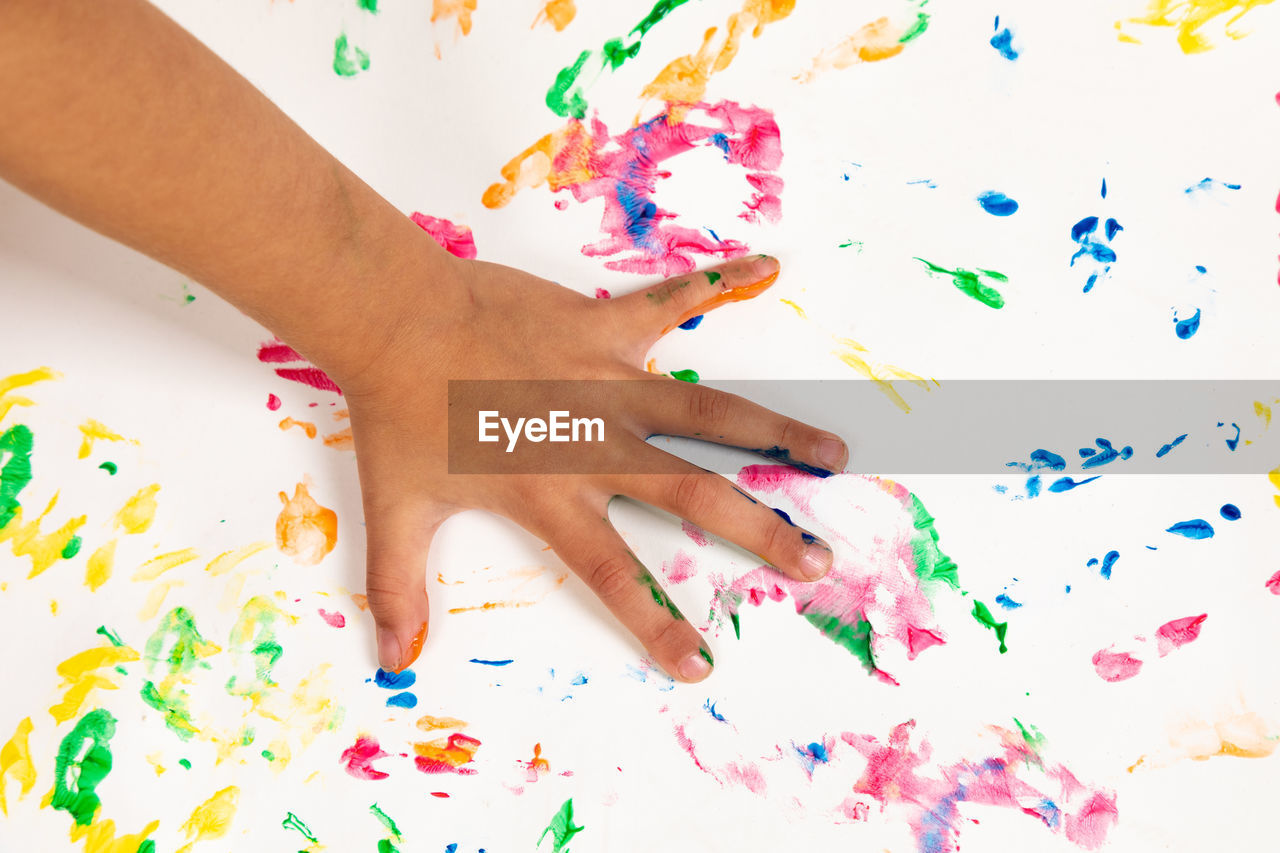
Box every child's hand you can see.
[338,253,847,680]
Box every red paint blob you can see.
[340,735,390,780]
[1091,647,1143,682]
[1266,569,1280,594]
[430,791,450,798]
[266,393,282,411]
[317,608,346,628]
[593,288,612,299]
[1154,613,1206,656]
[555,199,568,211]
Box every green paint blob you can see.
[377,840,401,853]
[671,369,700,383]
[333,33,371,77]
[633,557,685,622]
[601,37,642,70]
[802,612,878,675]
[226,598,288,698]
[178,758,191,770]
[705,271,722,285]
[98,461,118,475]
[52,709,116,827]
[546,50,592,119]
[145,607,215,675]
[697,646,713,667]
[61,534,83,559]
[915,258,1007,309]
[136,841,156,853]
[908,494,960,590]
[729,609,741,639]
[0,424,35,529]
[139,681,198,741]
[358,0,379,12]
[898,12,931,43]
[631,0,693,39]
[370,803,402,840]
[96,625,125,647]
[261,749,275,761]
[971,599,1009,653]
[538,798,584,853]
[1013,717,1046,751]
[283,812,319,843]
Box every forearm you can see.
[0,0,457,384]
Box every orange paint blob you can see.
[796,17,907,82]
[533,0,576,31]
[275,481,337,565]
[278,417,317,439]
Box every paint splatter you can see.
[374,668,417,689]
[414,733,481,774]
[317,608,346,628]
[538,798,584,852]
[469,658,513,666]
[1220,503,1241,520]
[483,101,782,276]
[1092,647,1144,682]
[387,692,418,709]
[1265,570,1280,594]
[1167,518,1214,539]
[977,191,1019,215]
[176,786,239,853]
[1155,613,1207,656]
[52,709,116,826]
[1071,215,1123,292]
[77,419,134,459]
[990,17,1019,59]
[831,337,932,413]
[341,736,391,780]
[0,717,36,815]
[915,258,1007,308]
[534,0,576,31]
[1174,307,1202,339]
[276,480,338,565]
[1087,550,1120,580]
[333,33,371,77]
[1117,0,1276,53]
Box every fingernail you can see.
[377,627,402,673]
[816,436,848,473]
[679,648,714,681]
[401,622,428,671]
[747,254,779,281]
[799,537,833,581]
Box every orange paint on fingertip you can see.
[664,258,780,332]
[397,622,428,672]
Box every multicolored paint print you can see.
[671,716,1117,852]
[1117,0,1276,52]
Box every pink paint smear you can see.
[341,735,391,780]
[673,717,1117,852]
[1092,613,1207,681]
[550,100,783,276]
[317,608,346,628]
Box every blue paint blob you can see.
[570,673,588,685]
[772,507,794,525]
[1048,476,1100,493]
[978,191,1019,215]
[1025,475,1042,498]
[1174,308,1201,339]
[1065,585,1072,593]
[1166,519,1215,540]
[386,691,418,709]
[989,26,1018,59]
[469,658,514,667]
[446,845,458,853]
[1030,449,1066,470]
[994,593,1023,609]
[1104,218,1123,240]
[1195,265,1207,274]
[1100,178,1107,198]
[704,699,727,722]
[1071,216,1099,241]
[1100,550,1119,580]
[806,742,830,763]
[709,132,731,157]
[1156,433,1188,458]
[1220,503,1241,521]
[374,668,416,689]
[1080,438,1133,469]
[1224,422,1241,451]
[678,314,704,330]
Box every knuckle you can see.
[760,517,799,564]
[584,553,635,602]
[646,614,692,654]
[688,387,731,426]
[364,571,415,620]
[672,472,716,519]
[775,418,798,452]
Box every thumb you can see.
[363,500,440,673]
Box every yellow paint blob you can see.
[176,786,239,853]
[85,540,117,591]
[133,547,200,581]
[49,645,140,724]
[0,717,37,816]
[114,484,160,535]
[76,420,134,460]
[69,818,161,853]
[1118,0,1275,52]
[832,337,934,413]
[0,492,87,579]
[0,367,59,425]
[276,481,338,565]
[204,542,270,577]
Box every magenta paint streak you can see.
[409,212,478,259]
[1091,647,1143,682]
[681,520,713,546]
[317,608,346,628]
[1267,569,1280,594]
[257,340,343,395]
[552,100,783,276]
[593,287,612,299]
[340,735,391,780]
[662,550,696,584]
[1155,613,1206,656]
[736,464,818,514]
